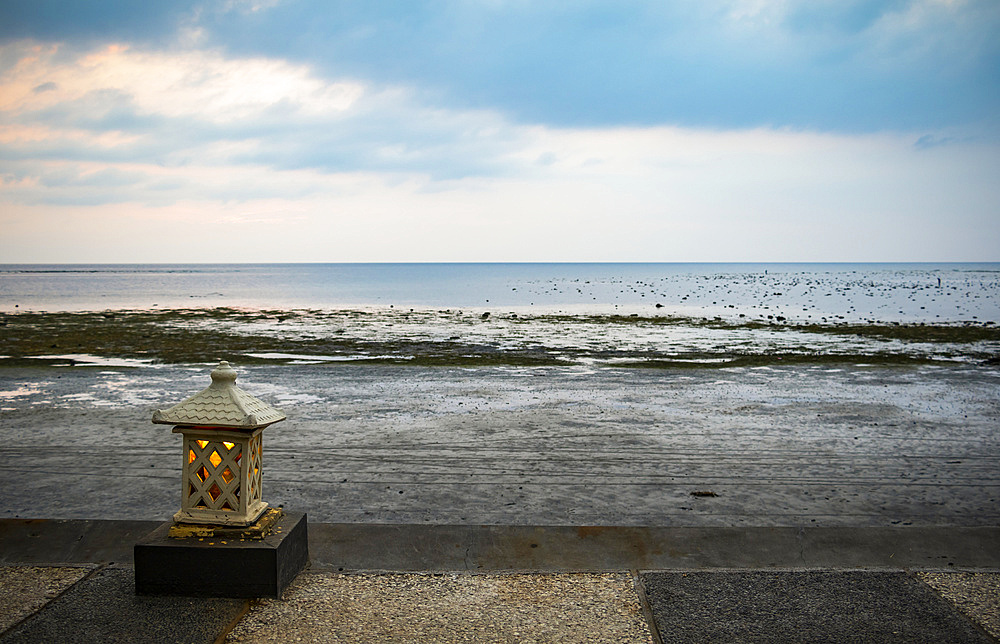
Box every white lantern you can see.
[152,361,285,527]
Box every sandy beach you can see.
[1,360,997,526]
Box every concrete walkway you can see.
[1,520,998,643]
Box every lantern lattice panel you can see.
[247,433,262,508]
[174,427,267,526]
[187,438,243,512]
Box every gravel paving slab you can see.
[917,571,1000,639]
[0,566,91,634]
[642,570,993,643]
[0,565,246,644]
[226,571,652,643]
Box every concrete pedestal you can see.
[134,512,308,598]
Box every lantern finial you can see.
[210,360,238,386]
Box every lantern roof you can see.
[152,361,286,429]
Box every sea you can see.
[1,262,998,368]
[2,262,999,318]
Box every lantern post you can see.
[134,361,308,598]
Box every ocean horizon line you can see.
[3,260,1000,265]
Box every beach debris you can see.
[690,490,718,497]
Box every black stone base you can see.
[134,512,308,598]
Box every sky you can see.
[1,0,998,262]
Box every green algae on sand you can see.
[1,308,997,369]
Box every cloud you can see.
[1,36,996,261]
[0,39,539,200]
[3,125,998,262]
[1,42,363,123]
[3,1,998,131]
[0,4,998,262]
[183,0,1000,131]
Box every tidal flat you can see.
[0,315,997,526]
[2,308,998,369]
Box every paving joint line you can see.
[212,598,252,644]
[631,569,663,644]
[0,562,107,640]
[904,568,1000,643]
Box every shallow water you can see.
[3,262,999,322]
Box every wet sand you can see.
[1,363,997,526]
